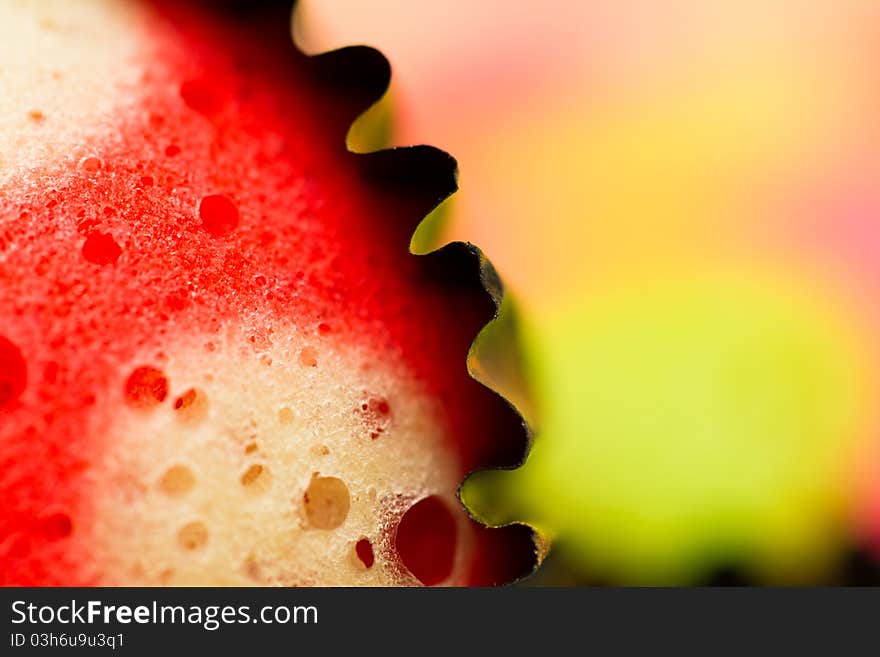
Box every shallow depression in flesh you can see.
[86,324,461,585]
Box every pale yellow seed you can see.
[177,522,208,550]
[158,465,195,496]
[303,476,350,530]
[240,464,271,493]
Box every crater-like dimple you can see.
[177,522,208,550]
[277,406,294,425]
[359,396,392,440]
[198,194,238,237]
[395,496,457,586]
[0,334,27,409]
[240,464,270,493]
[82,231,122,266]
[304,475,350,530]
[78,155,103,172]
[40,512,73,541]
[124,366,169,408]
[158,464,195,496]
[298,347,318,368]
[172,387,208,423]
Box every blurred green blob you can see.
[344,87,454,259]
[465,272,872,584]
[410,195,454,256]
[468,291,536,428]
[346,88,395,153]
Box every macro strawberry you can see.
[0,0,538,586]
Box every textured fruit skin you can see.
[0,0,535,586]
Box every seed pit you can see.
[177,521,208,550]
[395,496,457,586]
[278,407,294,425]
[40,512,73,541]
[165,291,189,312]
[241,464,270,492]
[78,155,103,172]
[372,398,391,415]
[355,538,374,569]
[0,335,27,409]
[159,464,195,496]
[180,79,222,116]
[244,555,260,580]
[303,475,350,530]
[359,396,392,440]
[82,231,122,266]
[124,366,168,408]
[298,347,318,368]
[172,387,208,423]
[198,194,238,237]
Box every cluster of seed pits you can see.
[76,328,463,586]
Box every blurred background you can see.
[295,0,880,584]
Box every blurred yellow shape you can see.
[468,268,876,583]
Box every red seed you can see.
[198,194,239,236]
[0,335,27,408]
[81,232,122,266]
[124,366,169,408]
[395,496,457,586]
[40,512,73,541]
[78,156,103,172]
[180,78,222,116]
[360,396,391,440]
[355,538,375,569]
[165,290,189,312]
[371,398,390,416]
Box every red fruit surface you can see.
[0,0,534,585]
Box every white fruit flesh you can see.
[0,0,149,189]
[79,326,462,586]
